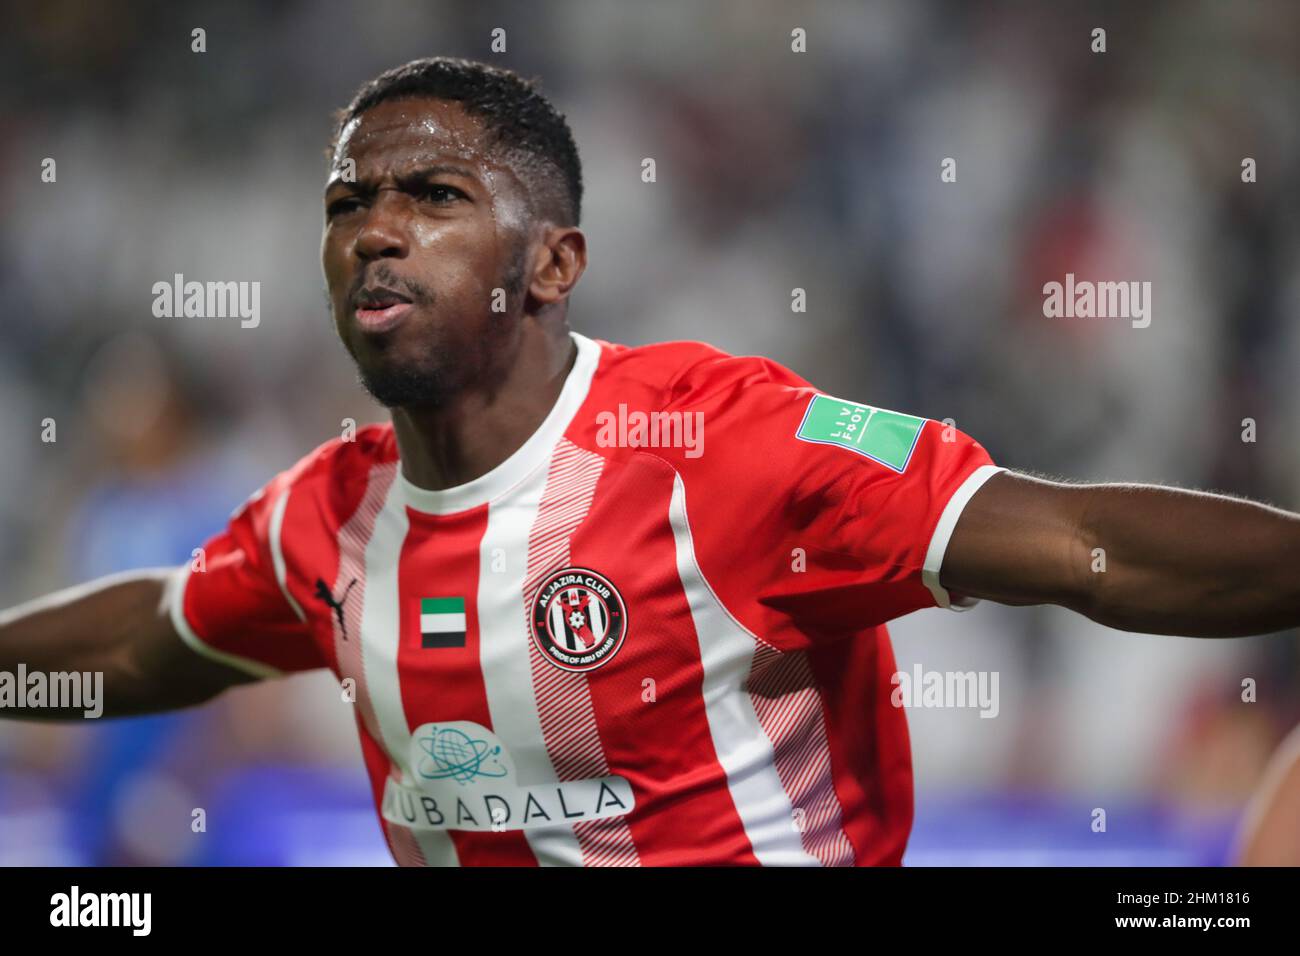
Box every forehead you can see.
[332,97,494,174]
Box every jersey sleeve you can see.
[168,469,326,679]
[668,352,1005,643]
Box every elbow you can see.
[1062,487,1107,620]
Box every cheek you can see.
[408,219,472,252]
[322,235,352,294]
[410,225,501,286]
[408,219,435,248]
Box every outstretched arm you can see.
[942,471,1300,637]
[0,569,253,720]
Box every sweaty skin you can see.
[322,96,587,491]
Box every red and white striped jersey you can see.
[170,332,1002,866]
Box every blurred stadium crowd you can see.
[1,0,1297,864]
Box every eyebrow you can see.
[325,163,481,194]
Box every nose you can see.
[354,190,410,261]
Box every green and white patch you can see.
[795,395,926,473]
[420,597,466,648]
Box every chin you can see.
[357,359,457,409]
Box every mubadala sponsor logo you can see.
[890,664,999,718]
[0,664,102,718]
[595,403,704,458]
[381,720,635,831]
[50,886,151,937]
[1042,272,1151,328]
[151,272,260,328]
[382,775,633,831]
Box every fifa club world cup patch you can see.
[795,394,927,473]
[530,568,628,673]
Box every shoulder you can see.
[577,337,829,480]
[223,422,397,545]
[239,423,397,518]
[589,337,814,409]
[280,422,396,489]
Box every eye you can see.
[326,196,363,219]
[421,183,467,204]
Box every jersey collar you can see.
[395,330,600,515]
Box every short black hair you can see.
[332,57,582,226]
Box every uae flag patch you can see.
[419,597,466,648]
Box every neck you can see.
[391,321,577,492]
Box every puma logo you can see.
[314,577,357,639]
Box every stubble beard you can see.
[349,249,529,410]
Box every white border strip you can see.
[167,565,285,679]
[270,488,307,622]
[921,465,1006,610]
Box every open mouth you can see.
[353,286,414,333]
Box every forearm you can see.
[0,569,231,719]
[1070,483,1300,636]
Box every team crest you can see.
[530,568,628,672]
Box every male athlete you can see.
[3,58,1298,866]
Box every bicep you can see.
[114,569,256,714]
[939,471,1094,610]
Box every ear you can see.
[527,227,587,307]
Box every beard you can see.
[348,247,530,410]
[355,344,459,409]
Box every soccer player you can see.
[2,58,1298,866]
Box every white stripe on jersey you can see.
[360,478,458,866]
[668,473,820,865]
[269,488,307,623]
[922,463,1007,609]
[548,596,569,649]
[475,459,585,866]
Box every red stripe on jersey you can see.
[397,503,537,866]
[565,453,762,866]
[806,626,913,865]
